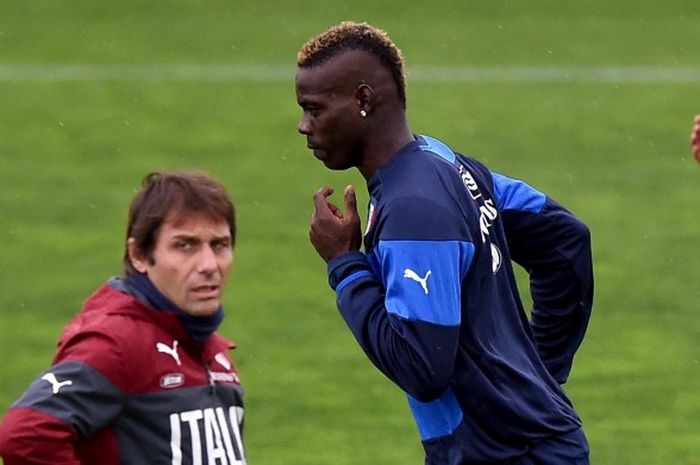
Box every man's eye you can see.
[212,240,231,251]
[175,241,193,251]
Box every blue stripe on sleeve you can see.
[408,388,464,440]
[335,270,374,294]
[492,172,546,213]
[417,135,457,163]
[375,240,474,326]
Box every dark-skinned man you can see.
[296,21,593,465]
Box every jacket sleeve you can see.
[327,197,474,402]
[493,172,594,383]
[0,332,126,464]
[0,407,81,465]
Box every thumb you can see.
[344,185,358,216]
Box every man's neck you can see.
[359,119,414,180]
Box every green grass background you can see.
[1,1,699,464]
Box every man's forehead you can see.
[162,211,230,236]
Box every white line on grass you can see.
[0,64,698,83]
[410,65,700,83]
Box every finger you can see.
[313,186,334,212]
[312,186,346,220]
[314,186,333,203]
[327,202,342,217]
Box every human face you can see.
[129,212,233,317]
[295,55,365,170]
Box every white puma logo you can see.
[42,373,73,394]
[215,352,231,370]
[403,268,432,295]
[157,340,181,366]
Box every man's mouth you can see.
[191,284,220,299]
[309,145,327,159]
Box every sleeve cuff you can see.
[327,251,374,291]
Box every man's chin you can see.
[320,158,353,171]
[183,302,221,317]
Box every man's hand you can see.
[310,185,362,262]
[692,114,700,163]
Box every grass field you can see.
[1,1,699,464]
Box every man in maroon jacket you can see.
[0,171,246,465]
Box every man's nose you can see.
[197,246,218,273]
[298,115,311,135]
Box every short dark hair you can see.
[124,170,236,276]
[297,21,407,108]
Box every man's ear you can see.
[355,83,374,115]
[127,238,149,273]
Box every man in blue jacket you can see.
[295,21,594,465]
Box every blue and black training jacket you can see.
[327,135,593,464]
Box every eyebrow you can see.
[170,233,231,242]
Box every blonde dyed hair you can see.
[297,21,407,108]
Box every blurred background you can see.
[1,1,699,463]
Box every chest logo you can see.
[403,268,432,295]
[157,340,181,366]
[42,373,73,394]
[160,373,185,388]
